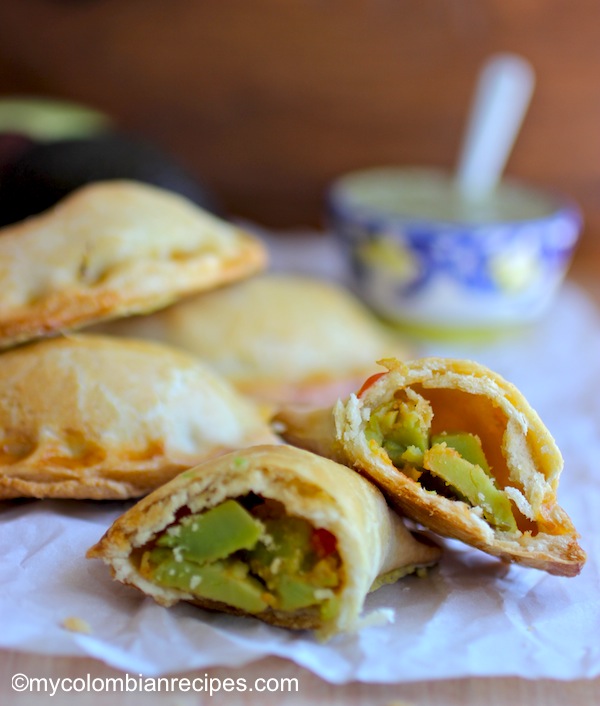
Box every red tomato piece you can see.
[312,528,337,558]
[357,372,386,398]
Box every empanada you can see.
[93,274,410,406]
[87,444,441,639]
[0,334,277,500]
[275,358,585,576]
[0,180,267,349]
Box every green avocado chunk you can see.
[366,397,518,531]
[149,552,268,613]
[142,499,342,618]
[247,517,312,578]
[245,517,339,611]
[430,432,490,474]
[424,444,517,532]
[273,576,323,611]
[157,499,263,563]
[366,398,429,468]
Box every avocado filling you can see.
[365,393,518,532]
[137,497,342,618]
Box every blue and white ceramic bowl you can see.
[328,167,582,334]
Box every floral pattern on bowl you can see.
[329,180,581,330]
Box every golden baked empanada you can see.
[275,358,585,577]
[87,444,441,639]
[0,335,277,500]
[93,273,410,406]
[0,180,267,349]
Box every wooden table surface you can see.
[2,651,599,706]
[1,251,599,706]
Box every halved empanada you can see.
[87,444,441,639]
[0,180,267,349]
[274,358,585,577]
[0,334,277,500]
[93,274,410,407]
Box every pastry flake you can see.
[87,444,441,639]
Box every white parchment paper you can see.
[0,234,598,683]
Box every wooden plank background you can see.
[0,0,598,250]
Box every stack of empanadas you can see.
[0,180,276,500]
[0,180,432,639]
[0,179,584,643]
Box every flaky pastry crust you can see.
[94,274,411,407]
[0,180,267,348]
[88,444,441,638]
[275,358,586,577]
[0,334,277,500]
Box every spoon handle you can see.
[456,53,535,199]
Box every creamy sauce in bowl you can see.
[332,167,557,224]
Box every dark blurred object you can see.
[0,133,222,227]
[0,132,35,181]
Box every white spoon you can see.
[456,53,536,200]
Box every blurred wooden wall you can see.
[0,0,598,249]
